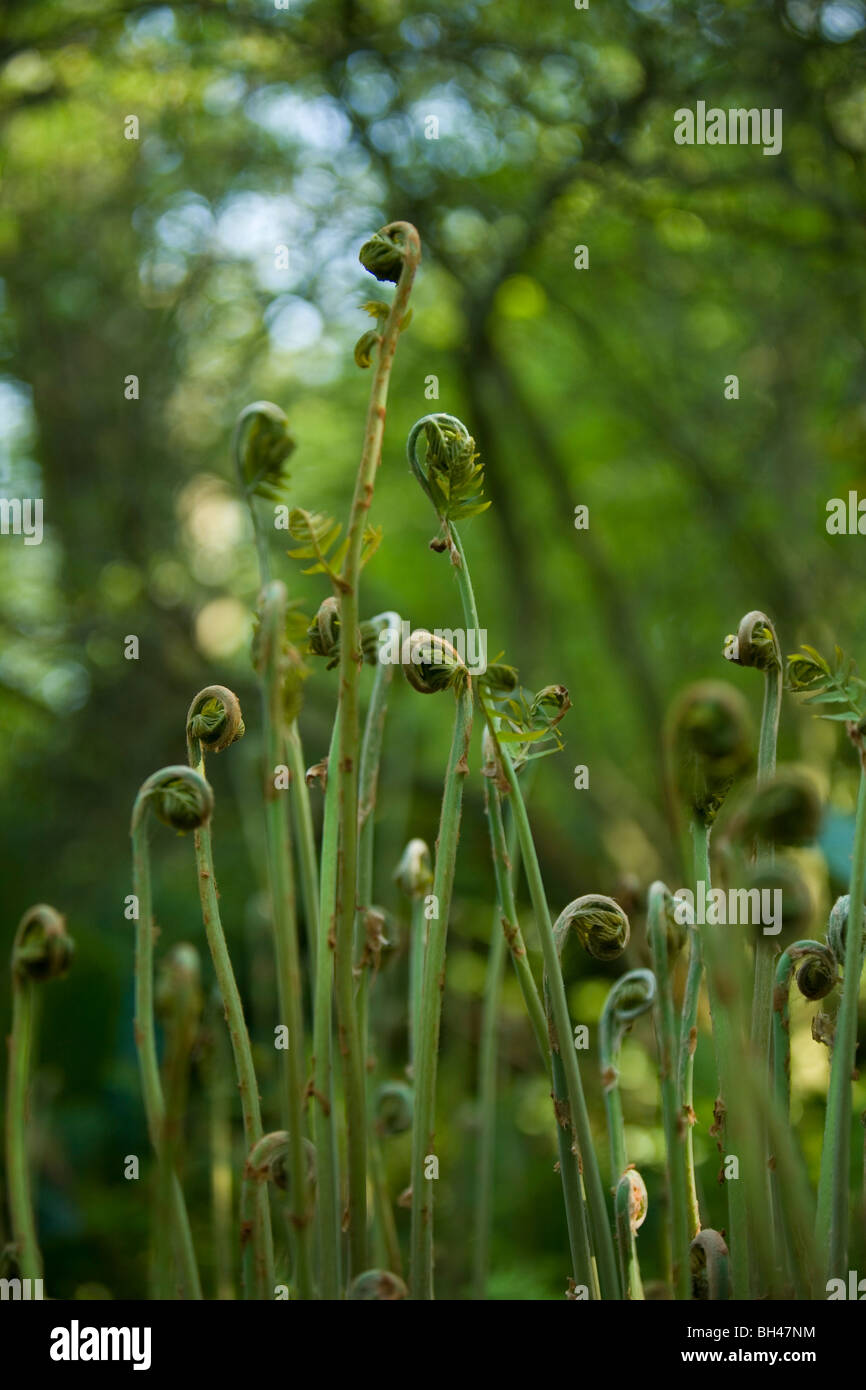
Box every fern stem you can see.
[6,968,41,1281]
[259,584,314,1298]
[287,723,320,982]
[692,818,750,1299]
[131,772,205,1299]
[187,724,275,1300]
[335,226,420,1275]
[409,682,473,1298]
[311,712,343,1299]
[677,923,703,1239]
[816,757,866,1279]
[647,885,691,1299]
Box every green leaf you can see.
[286,509,344,580]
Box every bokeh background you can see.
[1,0,866,1299]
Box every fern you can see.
[286,508,382,586]
[786,644,866,722]
[486,682,572,767]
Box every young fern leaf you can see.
[407,414,491,531]
[487,683,572,768]
[233,401,296,505]
[786,644,866,721]
[286,508,382,586]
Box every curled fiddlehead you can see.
[773,940,838,1117]
[186,684,245,757]
[727,767,823,849]
[244,1130,317,1195]
[359,224,416,283]
[724,610,782,679]
[668,680,753,829]
[370,1082,413,1278]
[690,1229,731,1301]
[131,766,211,1298]
[11,904,73,983]
[826,893,866,967]
[375,1082,414,1137]
[400,628,471,696]
[554,894,631,969]
[240,1131,317,1285]
[233,401,296,585]
[600,969,655,1183]
[6,905,74,1283]
[615,1168,648,1301]
[347,1270,408,1300]
[406,413,490,558]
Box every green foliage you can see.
[286,508,382,583]
[786,645,866,722]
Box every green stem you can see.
[748,659,781,1285]
[131,773,204,1300]
[6,980,41,1282]
[647,884,691,1300]
[408,895,426,1071]
[614,1173,645,1300]
[355,614,399,1069]
[692,818,749,1300]
[816,758,866,1279]
[472,910,506,1302]
[187,735,275,1301]
[485,784,549,1062]
[205,1005,236,1300]
[409,683,473,1299]
[287,723,320,983]
[549,1044,598,1298]
[335,228,420,1276]
[750,661,781,1070]
[370,1129,402,1277]
[157,947,202,1299]
[310,712,342,1299]
[473,789,527,1302]
[677,924,703,1239]
[259,584,314,1299]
